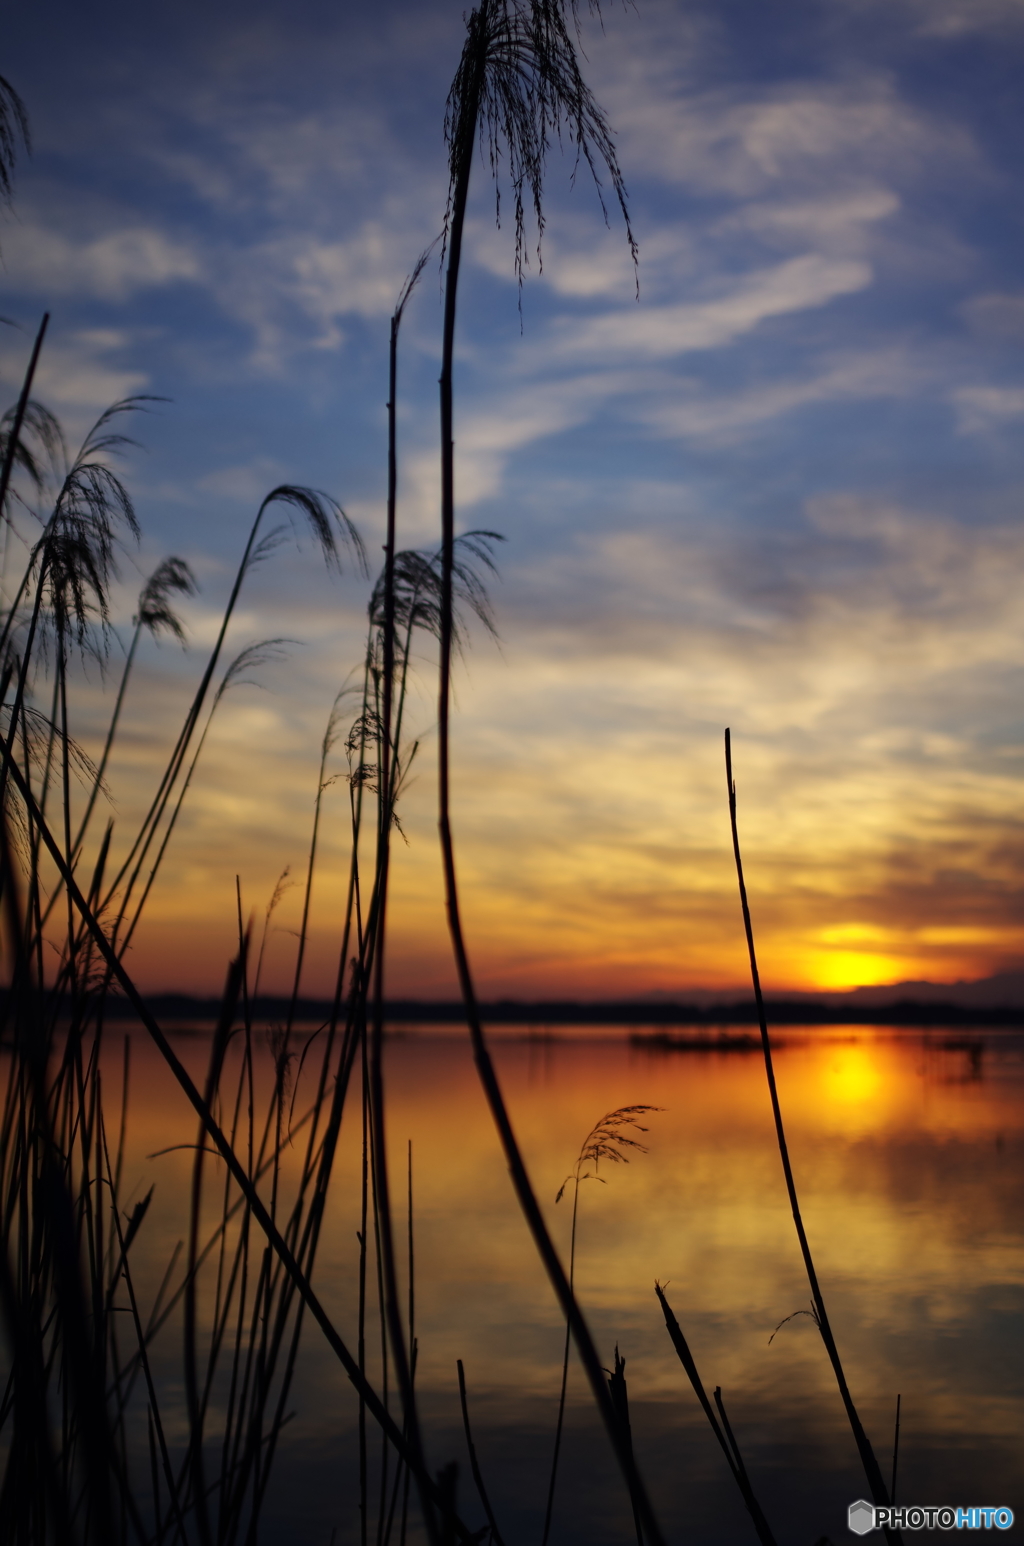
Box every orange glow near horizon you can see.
[49,634,1023,1002]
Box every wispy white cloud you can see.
[644,347,920,441]
[604,72,975,198]
[961,291,1024,340]
[0,329,149,418]
[952,384,1024,433]
[717,187,899,252]
[2,219,200,300]
[891,0,1024,38]
[196,457,289,505]
[549,254,872,362]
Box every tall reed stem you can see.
[724,728,900,1544]
[436,14,664,1539]
[366,275,436,1546]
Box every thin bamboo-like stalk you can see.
[436,9,662,1539]
[367,264,438,1546]
[724,728,901,1545]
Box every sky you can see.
[2,0,1023,998]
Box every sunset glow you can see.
[3,0,1022,1002]
[3,7,1022,1543]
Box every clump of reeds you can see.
[0,295,452,1541]
[0,26,908,1546]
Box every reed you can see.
[543,1105,659,1546]
[456,1359,504,1546]
[725,728,902,1546]
[655,1283,777,1546]
[0,308,484,1540]
[0,33,914,1545]
[0,75,30,214]
[435,8,666,1540]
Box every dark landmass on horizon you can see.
[72,969,1024,1028]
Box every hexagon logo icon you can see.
[848,1499,876,1535]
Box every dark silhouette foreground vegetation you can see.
[0,19,913,1545]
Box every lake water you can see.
[96,1023,1024,1542]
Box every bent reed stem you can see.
[437,13,663,1540]
[724,727,901,1546]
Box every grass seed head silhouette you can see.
[134,556,197,644]
[0,74,30,210]
[370,532,504,651]
[556,1104,662,1202]
[0,400,65,508]
[213,637,296,706]
[544,1102,662,1546]
[248,485,366,579]
[31,397,165,661]
[445,0,636,291]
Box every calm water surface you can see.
[116,1023,1024,1544]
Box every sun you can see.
[806,949,907,992]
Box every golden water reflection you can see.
[114,1023,1023,1542]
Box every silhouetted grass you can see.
[0,42,924,1546]
[543,1105,659,1546]
[655,1282,777,1546]
[725,727,902,1546]
[436,9,665,1541]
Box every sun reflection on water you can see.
[82,1022,1024,1545]
[818,1041,885,1105]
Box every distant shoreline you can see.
[70,994,1023,1028]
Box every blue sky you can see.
[2,0,1023,995]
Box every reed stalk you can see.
[543,1105,658,1546]
[725,728,901,1545]
[656,1283,776,1546]
[436,8,661,1538]
[366,261,437,1546]
[457,1359,505,1546]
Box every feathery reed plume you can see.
[656,1283,777,1546]
[0,396,152,1013]
[34,397,150,650]
[0,395,152,754]
[113,636,297,958]
[543,1105,659,1546]
[0,316,50,534]
[724,728,900,1543]
[443,1,636,292]
[99,483,363,948]
[0,76,30,212]
[71,555,197,856]
[436,8,660,1538]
